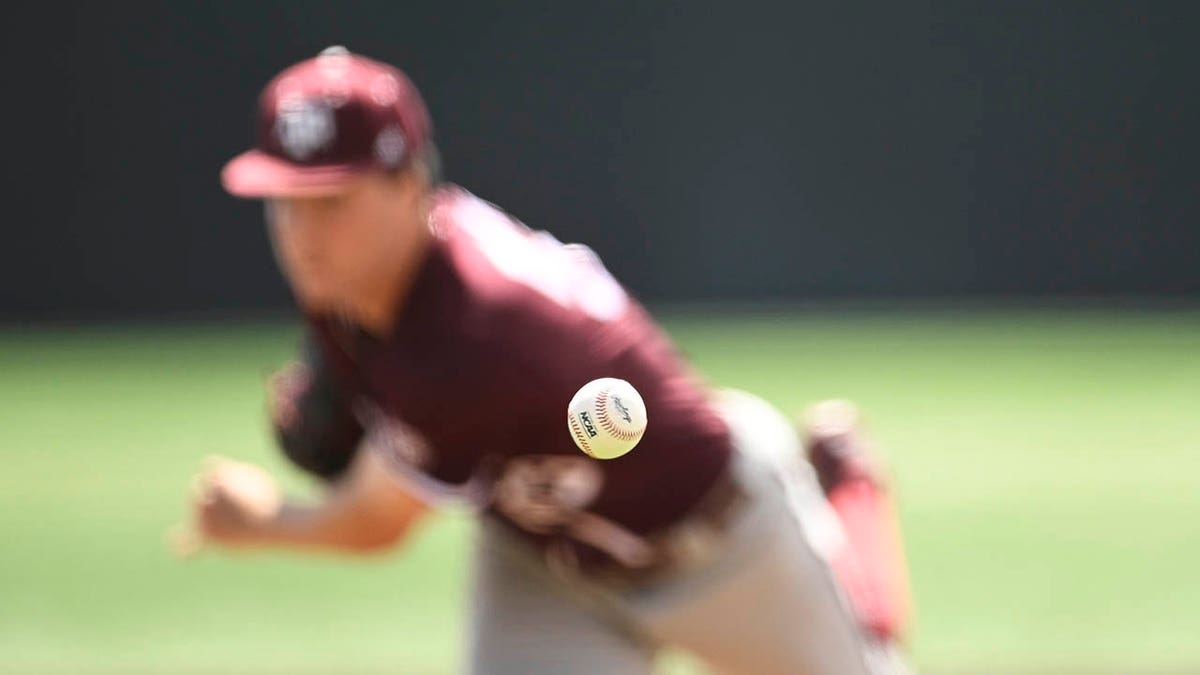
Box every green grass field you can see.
[2,309,1198,674]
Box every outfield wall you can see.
[5,1,1197,318]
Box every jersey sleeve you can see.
[271,332,366,481]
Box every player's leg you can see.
[802,400,912,643]
[626,390,877,674]
[468,519,657,675]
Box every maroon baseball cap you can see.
[222,46,432,198]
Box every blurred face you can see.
[265,170,426,317]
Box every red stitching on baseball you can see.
[568,414,595,456]
[594,388,639,441]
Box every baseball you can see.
[567,378,647,460]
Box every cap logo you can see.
[275,98,335,161]
[373,125,407,168]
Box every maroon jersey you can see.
[308,186,731,549]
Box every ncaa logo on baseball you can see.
[577,411,598,438]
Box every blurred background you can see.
[2,1,1198,673]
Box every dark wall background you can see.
[4,1,1197,319]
